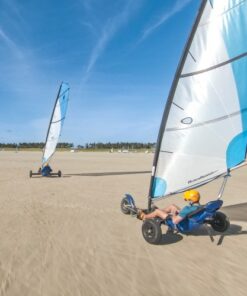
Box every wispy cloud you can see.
[81,0,92,12]
[82,1,141,83]
[80,20,98,38]
[139,0,192,43]
[2,0,25,22]
[0,27,23,58]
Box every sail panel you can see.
[182,1,247,76]
[42,82,69,165]
[151,0,247,199]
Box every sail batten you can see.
[42,82,69,166]
[166,108,247,132]
[181,51,247,78]
[149,0,247,200]
[51,117,66,124]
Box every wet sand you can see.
[0,151,247,296]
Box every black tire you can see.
[58,170,62,177]
[211,212,230,232]
[29,170,32,178]
[142,219,162,244]
[120,197,131,215]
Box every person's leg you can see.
[138,204,180,220]
[142,209,168,220]
[162,204,180,215]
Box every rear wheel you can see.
[142,219,162,244]
[211,212,229,232]
[29,170,32,178]
[58,170,62,177]
[120,197,131,215]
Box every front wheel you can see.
[142,219,162,244]
[120,197,131,215]
[29,170,32,178]
[58,170,62,177]
[211,212,229,232]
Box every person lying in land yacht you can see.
[137,190,201,224]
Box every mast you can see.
[148,0,207,209]
[42,82,69,166]
[42,83,63,165]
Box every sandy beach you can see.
[0,151,247,296]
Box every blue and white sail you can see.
[42,82,69,166]
[150,0,247,199]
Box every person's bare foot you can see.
[137,209,145,220]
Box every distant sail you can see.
[150,0,247,199]
[42,82,69,166]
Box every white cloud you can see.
[81,0,92,12]
[1,0,25,22]
[139,0,193,43]
[82,1,142,83]
[0,27,23,58]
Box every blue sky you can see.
[0,0,200,145]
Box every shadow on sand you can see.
[159,231,184,245]
[30,175,71,179]
[63,170,151,177]
[222,203,247,222]
[159,224,247,246]
[158,203,247,246]
[189,223,247,246]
